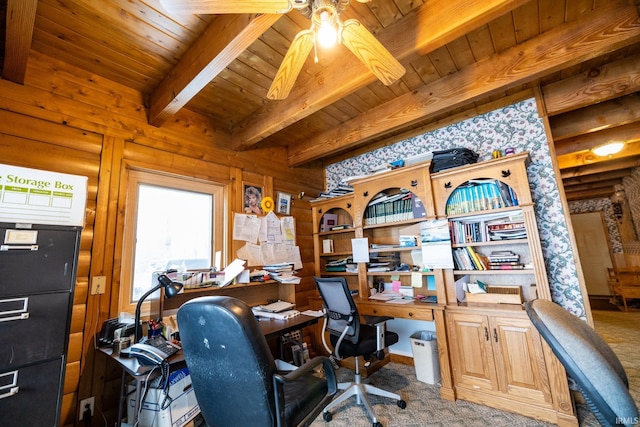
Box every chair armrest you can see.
[273,356,338,394]
[363,315,394,325]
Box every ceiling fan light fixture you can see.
[592,142,624,157]
[312,3,339,49]
[317,11,338,48]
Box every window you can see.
[119,170,225,314]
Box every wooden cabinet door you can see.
[447,311,499,392]
[490,315,553,405]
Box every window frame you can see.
[118,169,226,315]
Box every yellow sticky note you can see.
[411,272,422,288]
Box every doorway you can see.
[571,212,614,300]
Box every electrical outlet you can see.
[79,396,95,420]
[91,276,106,295]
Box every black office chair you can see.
[314,277,406,427]
[176,296,337,427]
[525,299,639,427]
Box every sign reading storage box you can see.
[0,164,87,226]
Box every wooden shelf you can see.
[362,217,426,230]
[451,239,528,248]
[318,228,355,237]
[453,268,535,275]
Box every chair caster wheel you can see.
[323,412,333,422]
[372,422,383,427]
[397,399,407,409]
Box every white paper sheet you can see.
[260,211,282,243]
[351,238,370,263]
[221,258,246,287]
[233,213,261,243]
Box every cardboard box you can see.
[128,368,200,427]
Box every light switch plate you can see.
[91,276,106,295]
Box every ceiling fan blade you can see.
[159,0,292,14]
[267,29,314,100]
[341,19,405,86]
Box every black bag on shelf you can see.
[429,148,479,173]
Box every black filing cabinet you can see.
[0,223,81,427]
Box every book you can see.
[489,264,526,270]
[465,246,486,270]
[330,224,352,231]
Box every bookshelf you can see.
[311,193,359,291]
[311,154,576,423]
[431,152,551,301]
[431,152,575,425]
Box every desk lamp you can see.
[134,274,183,342]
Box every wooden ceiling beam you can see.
[557,140,640,169]
[542,52,640,116]
[2,0,37,84]
[554,121,640,155]
[561,156,640,178]
[288,1,640,166]
[231,0,532,149]
[564,187,616,201]
[148,13,281,127]
[562,169,632,186]
[562,178,623,192]
[550,93,640,140]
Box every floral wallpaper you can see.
[623,167,640,238]
[325,98,587,317]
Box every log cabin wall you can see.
[0,50,325,426]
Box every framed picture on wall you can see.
[277,192,291,215]
[244,184,264,215]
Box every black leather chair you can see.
[314,277,406,427]
[525,299,639,427]
[176,296,337,427]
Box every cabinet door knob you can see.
[363,191,369,197]
[493,328,498,342]
[484,327,489,341]
[411,180,418,187]
[444,182,452,189]
[501,169,511,178]
[408,312,414,317]
[318,209,323,214]
[347,203,351,208]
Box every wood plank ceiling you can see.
[2,0,640,201]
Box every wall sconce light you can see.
[592,142,624,157]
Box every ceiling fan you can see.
[159,0,406,100]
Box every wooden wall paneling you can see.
[0,109,103,151]
[68,332,84,363]
[79,134,121,426]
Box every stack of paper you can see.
[252,308,300,320]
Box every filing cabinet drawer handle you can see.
[0,312,29,323]
[0,370,19,400]
[0,297,29,322]
[0,244,39,251]
[0,386,19,400]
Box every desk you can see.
[104,314,319,426]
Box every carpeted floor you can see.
[191,309,639,426]
[305,309,640,427]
